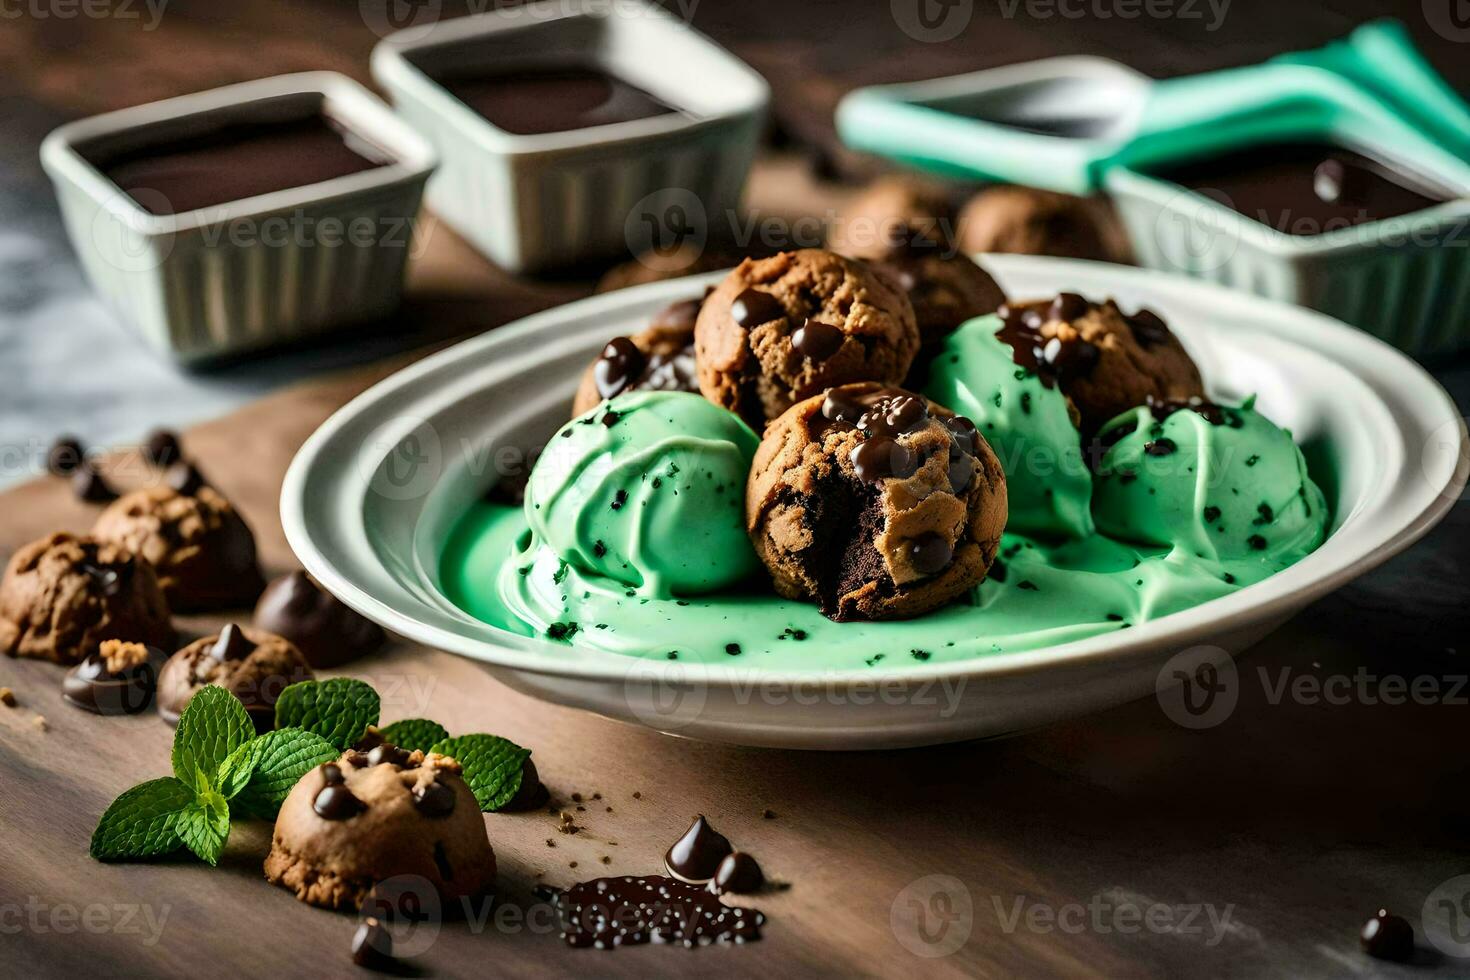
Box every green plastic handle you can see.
[1275,20,1470,162]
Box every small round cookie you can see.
[156,624,313,731]
[957,186,1125,262]
[570,295,701,417]
[265,747,496,912]
[695,249,920,428]
[996,293,1204,437]
[253,571,385,668]
[869,247,1005,351]
[93,485,265,611]
[0,532,174,666]
[827,175,954,260]
[746,383,1007,621]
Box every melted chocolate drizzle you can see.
[1145,394,1237,427]
[550,875,764,948]
[62,648,160,715]
[995,298,1100,389]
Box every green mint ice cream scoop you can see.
[524,391,760,598]
[1092,399,1327,563]
[923,314,1094,540]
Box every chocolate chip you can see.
[1143,438,1177,457]
[593,336,647,400]
[1360,909,1414,962]
[165,460,207,496]
[143,429,183,467]
[858,393,928,437]
[730,288,784,328]
[210,624,255,663]
[412,779,457,817]
[80,560,127,597]
[1126,308,1170,347]
[791,318,844,361]
[321,763,345,785]
[711,851,765,894]
[72,464,118,503]
[948,451,975,494]
[47,436,85,476]
[351,917,397,971]
[664,815,733,883]
[1049,292,1090,322]
[850,436,915,483]
[908,532,953,576]
[313,784,364,820]
[253,571,384,669]
[366,743,411,768]
[501,758,547,811]
[62,649,160,715]
[943,414,979,453]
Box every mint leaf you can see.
[172,685,254,791]
[428,735,531,811]
[379,718,450,753]
[176,790,231,866]
[274,678,380,750]
[90,777,194,861]
[221,728,339,818]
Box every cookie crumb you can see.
[32,714,47,731]
[571,792,583,803]
[569,861,578,869]
[600,856,611,865]
[0,687,16,707]
[632,791,642,799]
[592,792,602,800]
[545,839,556,848]
[763,809,776,819]
[605,806,613,813]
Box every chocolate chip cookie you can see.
[571,294,702,417]
[93,485,265,611]
[957,186,1126,262]
[696,250,920,429]
[746,383,1007,621]
[996,293,1204,437]
[0,532,174,665]
[265,747,496,912]
[156,624,313,731]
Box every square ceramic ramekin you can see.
[1106,134,1470,359]
[41,72,437,364]
[371,1,769,273]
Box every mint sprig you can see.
[172,685,254,792]
[90,778,195,861]
[378,718,450,753]
[274,678,380,750]
[91,685,340,864]
[429,734,532,811]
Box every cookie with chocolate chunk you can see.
[156,624,313,731]
[265,747,496,912]
[996,293,1203,437]
[746,383,1007,621]
[0,532,174,665]
[93,485,264,611]
[696,250,919,429]
[571,295,702,417]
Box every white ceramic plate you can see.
[281,256,1468,749]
